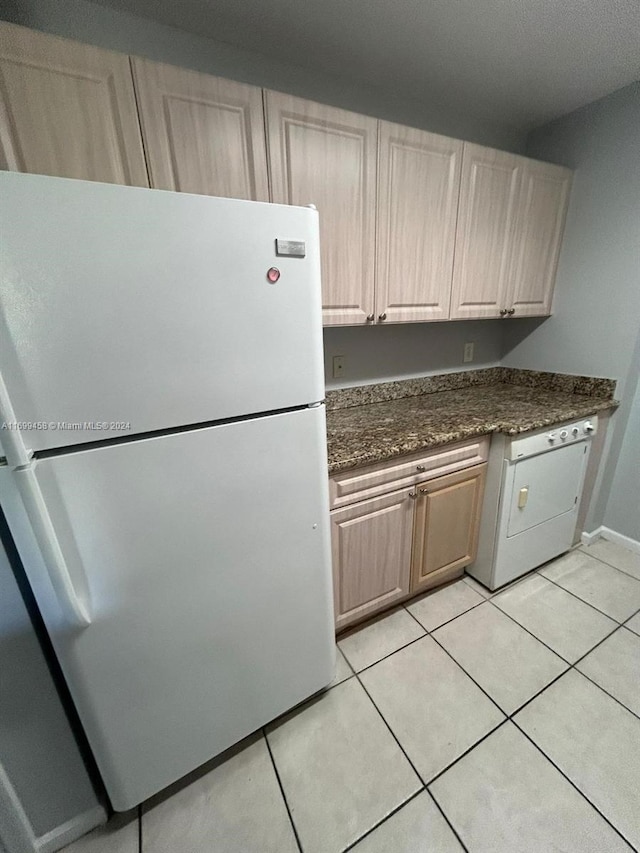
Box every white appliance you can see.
[0,172,335,811]
[468,416,597,590]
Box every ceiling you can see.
[95,0,640,131]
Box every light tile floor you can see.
[64,540,640,853]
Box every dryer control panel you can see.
[507,415,598,461]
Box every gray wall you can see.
[603,328,640,541]
[503,82,640,534]
[0,535,102,843]
[324,320,503,389]
[1,0,525,151]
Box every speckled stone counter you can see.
[326,369,618,474]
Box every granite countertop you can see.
[326,369,618,474]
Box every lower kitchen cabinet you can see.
[410,464,487,593]
[330,488,414,630]
[330,454,488,630]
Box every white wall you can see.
[324,321,503,388]
[503,82,640,533]
[1,0,525,151]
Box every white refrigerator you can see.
[0,172,335,811]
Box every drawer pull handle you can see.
[416,465,426,472]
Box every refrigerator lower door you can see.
[1,407,334,811]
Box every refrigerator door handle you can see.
[13,465,92,628]
[0,368,31,467]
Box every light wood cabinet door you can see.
[411,463,486,593]
[331,488,413,630]
[376,122,462,323]
[450,144,521,319]
[131,58,269,200]
[0,21,148,186]
[507,158,571,317]
[266,91,377,326]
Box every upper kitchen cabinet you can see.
[131,58,269,200]
[451,143,572,320]
[450,144,521,319]
[508,158,572,317]
[265,92,377,326]
[376,123,462,323]
[0,22,148,186]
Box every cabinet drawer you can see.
[329,435,490,509]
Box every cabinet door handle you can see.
[409,491,418,499]
[366,313,375,322]
[378,313,387,322]
[416,465,426,472]
[419,488,429,496]
[499,309,508,316]
[507,308,516,316]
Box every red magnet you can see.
[267,267,280,283]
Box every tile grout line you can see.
[405,599,640,783]
[340,570,524,675]
[339,789,424,853]
[342,568,559,676]
[510,717,638,852]
[262,728,304,853]
[423,786,471,853]
[427,630,510,717]
[404,592,488,631]
[539,566,640,622]
[341,577,640,822]
[483,576,627,669]
[571,663,640,723]
[337,567,640,848]
[406,600,640,848]
[425,718,511,789]
[342,631,425,676]
[337,566,640,850]
[442,595,640,727]
[577,546,640,584]
[349,665,471,853]
[487,596,578,664]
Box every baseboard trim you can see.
[581,526,640,555]
[35,806,106,853]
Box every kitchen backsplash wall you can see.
[3,0,526,151]
[324,320,504,389]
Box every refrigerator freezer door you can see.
[0,172,324,455]
[1,406,334,810]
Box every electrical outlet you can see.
[332,355,345,378]
[463,342,475,363]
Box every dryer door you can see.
[506,443,588,538]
